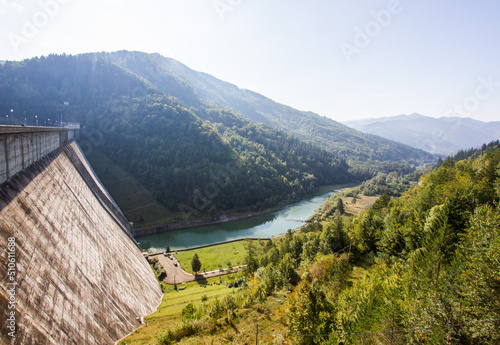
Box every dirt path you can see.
[151,253,245,285]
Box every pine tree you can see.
[336,198,345,214]
[191,253,201,274]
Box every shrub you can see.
[156,322,202,345]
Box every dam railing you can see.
[0,125,74,184]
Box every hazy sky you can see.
[1,0,499,122]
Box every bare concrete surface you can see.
[0,139,162,345]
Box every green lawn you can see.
[173,239,268,274]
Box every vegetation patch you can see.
[119,276,237,345]
[129,148,500,345]
[173,239,266,273]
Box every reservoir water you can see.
[137,191,336,252]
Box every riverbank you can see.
[132,212,260,237]
[133,184,352,237]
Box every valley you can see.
[123,144,500,344]
[0,52,434,228]
[1,51,499,345]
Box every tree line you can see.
[162,146,500,344]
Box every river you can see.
[137,190,336,252]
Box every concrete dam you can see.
[0,126,162,344]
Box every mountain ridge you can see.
[100,50,434,165]
[344,113,500,155]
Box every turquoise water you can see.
[137,191,335,251]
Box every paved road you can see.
[151,253,245,285]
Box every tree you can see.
[166,245,170,253]
[372,190,390,211]
[336,198,345,215]
[245,240,259,274]
[283,280,333,345]
[191,253,201,274]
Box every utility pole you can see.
[255,324,258,345]
[347,243,352,263]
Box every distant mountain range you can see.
[344,113,500,155]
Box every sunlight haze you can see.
[1,0,499,122]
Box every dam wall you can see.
[0,128,162,344]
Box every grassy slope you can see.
[121,230,368,344]
[121,240,269,344]
[314,186,379,220]
[180,293,288,345]
[85,148,178,227]
[120,277,236,345]
[340,194,378,216]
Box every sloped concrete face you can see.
[0,144,162,344]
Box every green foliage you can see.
[455,206,500,343]
[149,257,166,280]
[191,253,202,274]
[309,254,352,297]
[372,190,391,211]
[180,303,199,322]
[140,148,500,344]
[283,280,333,345]
[345,209,384,258]
[156,322,202,345]
[318,217,347,254]
[358,171,420,197]
[244,239,259,274]
[336,198,345,214]
[240,147,500,344]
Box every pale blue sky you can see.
[1,0,499,122]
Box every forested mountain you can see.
[273,146,500,343]
[0,54,350,226]
[344,113,500,155]
[159,146,500,344]
[95,51,434,166]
